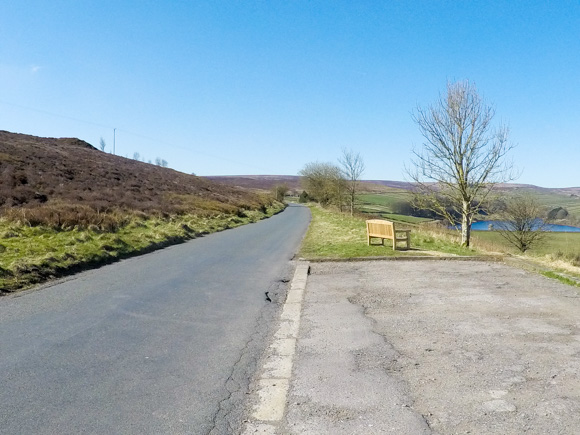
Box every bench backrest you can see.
[366,219,395,238]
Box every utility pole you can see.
[113,128,116,155]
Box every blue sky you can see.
[1,1,578,187]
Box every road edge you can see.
[242,261,310,434]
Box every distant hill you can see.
[205,174,580,196]
[0,131,267,217]
[205,175,410,193]
[363,180,415,190]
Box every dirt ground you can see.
[285,260,580,434]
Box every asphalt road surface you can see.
[0,204,310,435]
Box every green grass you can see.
[541,271,580,288]
[358,190,412,206]
[299,205,474,259]
[0,203,285,293]
[357,192,432,224]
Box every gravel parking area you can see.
[285,260,580,434]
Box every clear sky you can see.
[1,1,578,187]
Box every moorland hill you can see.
[0,131,269,228]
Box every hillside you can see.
[205,174,580,197]
[205,175,407,194]
[207,174,580,223]
[0,131,279,293]
[0,131,268,224]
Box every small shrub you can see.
[548,207,569,220]
[298,191,310,203]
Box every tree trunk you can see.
[461,200,471,247]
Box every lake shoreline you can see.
[454,220,580,233]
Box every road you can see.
[0,204,310,435]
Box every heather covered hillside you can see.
[0,131,271,228]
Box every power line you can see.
[0,99,270,172]
[0,99,113,129]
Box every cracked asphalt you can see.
[283,260,580,434]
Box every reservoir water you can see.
[466,220,580,233]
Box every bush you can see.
[390,200,414,215]
[548,207,569,220]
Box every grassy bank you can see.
[299,204,580,288]
[299,205,474,259]
[0,203,284,293]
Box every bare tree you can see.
[99,137,107,152]
[495,195,550,253]
[407,80,515,247]
[299,162,346,208]
[133,152,140,161]
[338,148,365,216]
[155,157,168,167]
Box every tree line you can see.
[299,148,365,216]
[99,138,168,167]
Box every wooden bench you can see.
[366,219,411,250]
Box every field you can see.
[357,192,432,224]
[358,191,412,209]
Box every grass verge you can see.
[540,271,580,288]
[0,203,285,294]
[299,205,475,259]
